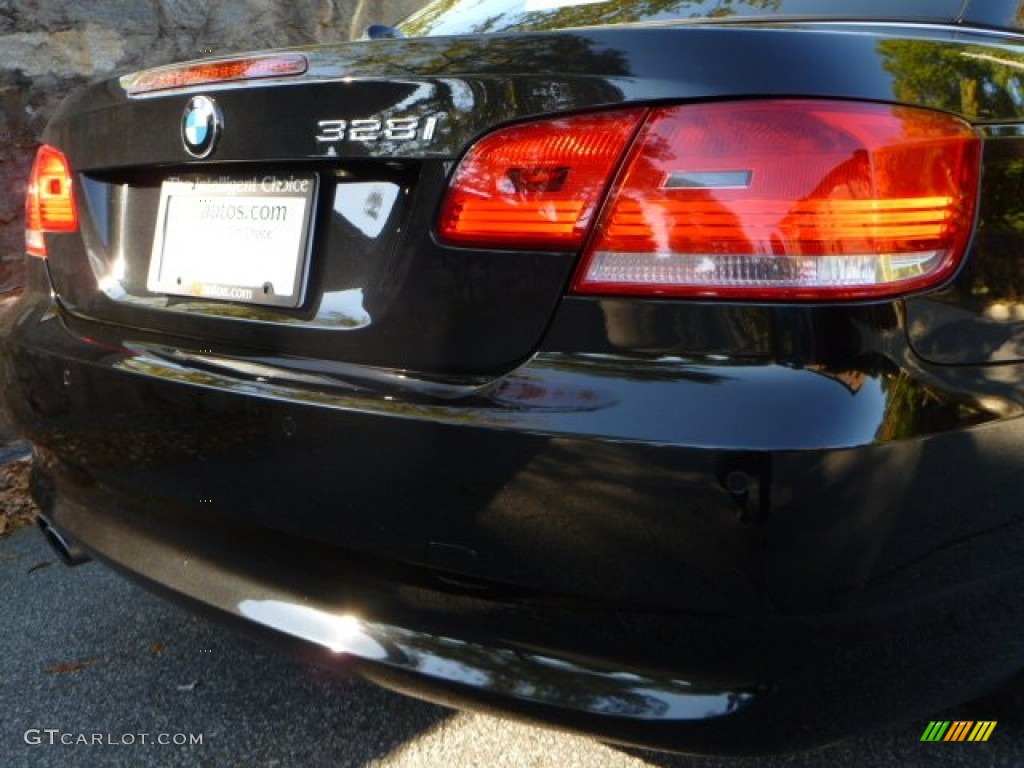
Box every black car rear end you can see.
[5,0,1024,753]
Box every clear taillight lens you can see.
[26,144,78,259]
[573,101,980,300]
[438,109,646,250]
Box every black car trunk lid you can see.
[42,34,647,377]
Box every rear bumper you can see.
[31,478,1024,755]
[4,280,1024,752]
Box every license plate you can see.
[148,174,317,308]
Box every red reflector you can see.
[573,100,980,300]
[438,109,647,249]
[122,53,307,95]
[26,144,78,259]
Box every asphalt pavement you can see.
[2,526,1022,768]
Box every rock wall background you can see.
[0,0,424,288]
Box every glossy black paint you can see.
[906,128,1024,364]
[7,11,1024,754]
[6,252,1024,750]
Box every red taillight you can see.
[121,53,307,95]
[26,144,78,259]
[573,101,980,300]
[438,109,646,250]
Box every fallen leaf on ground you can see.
[0,460,39,537]
[44,658,102,673]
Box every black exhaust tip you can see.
[36,517,91,566]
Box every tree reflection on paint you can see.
[400,0,783,38]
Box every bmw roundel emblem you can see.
[181,95,222,158]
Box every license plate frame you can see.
[147,174,318,308]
